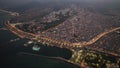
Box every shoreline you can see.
[17,52,82,68]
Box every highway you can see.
[5,21,120,57]
[73,27,120,47]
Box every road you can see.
[5,21,120,49]
[5,20,120,62]
[73,27,120,47]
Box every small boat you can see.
[32,44,40,51]
[28,41,33,44]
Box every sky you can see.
[1,0,120,3]
[0,0,120,14]
[0,0,120,7]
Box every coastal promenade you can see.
[5,21,120,57]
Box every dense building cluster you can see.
[87,29,120,55]
[14,6,120,44]
[41,7,120,43]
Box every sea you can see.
[0,13,79,68]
